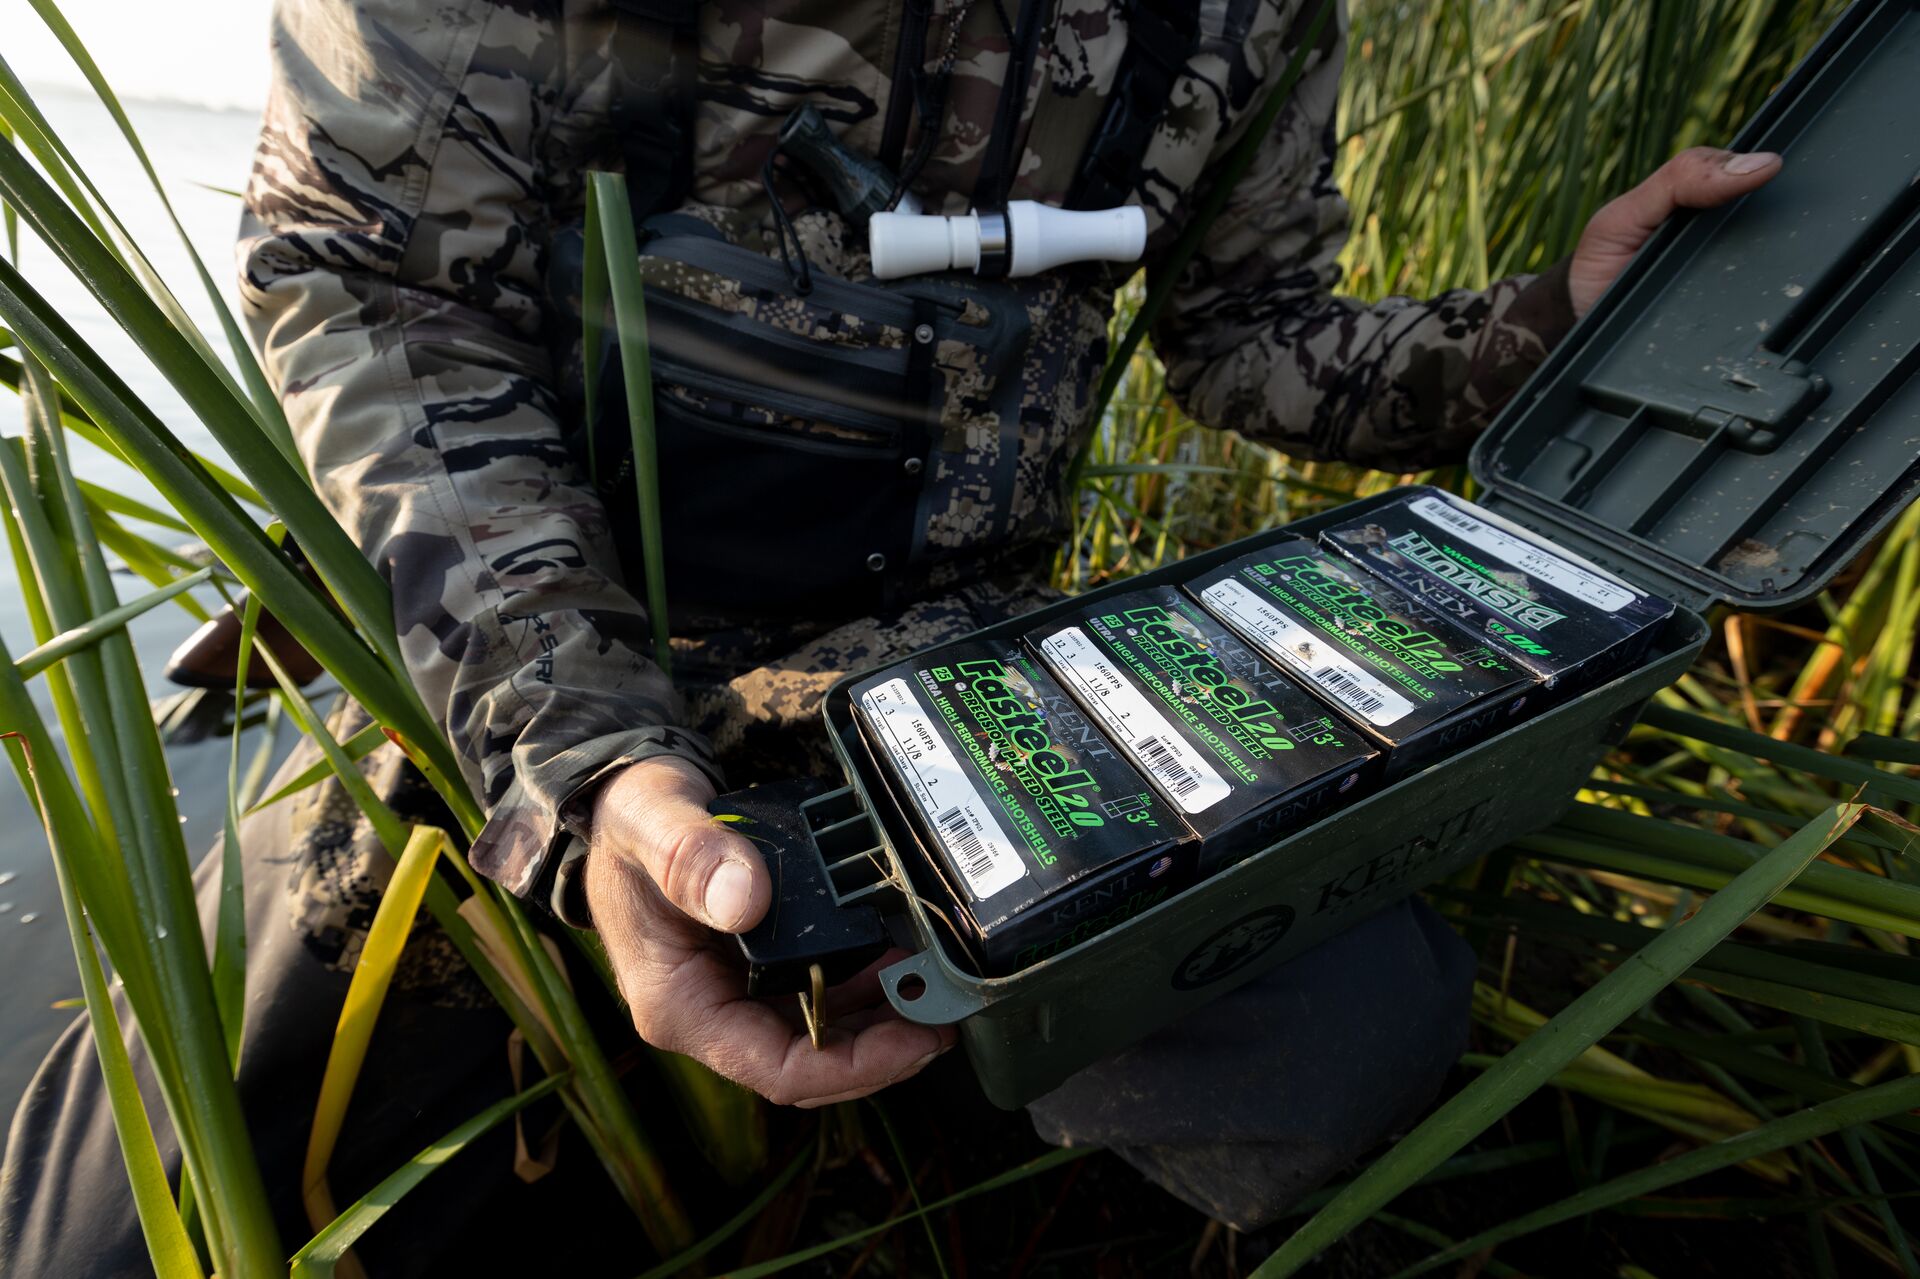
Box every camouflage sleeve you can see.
[238,0,718,918]
[1149,2,1577,472]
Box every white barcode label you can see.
[1311,666,1387,718]
[1039,627,1230,814]
[860,678,1025,899]
[1200,579,1417,727]
[1133,735,1207,802]
[1409,495,1637,613]
[935,805,1002,891]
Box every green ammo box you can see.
[731,0,1920,1109]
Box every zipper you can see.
[879,0,934,174]
[649,233,960,329]
[657,392,902,457]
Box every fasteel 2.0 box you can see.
[1025,586,1381,874]
[1320,486,1675,704]
[730,1,1920,1109]
[1185,539,1542,779]
[850,641,1192,974]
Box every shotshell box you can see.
[1184,539,1542,779]
[850,641,1194,975]
[1320,486,1676,704]
[1024,586,1382,874]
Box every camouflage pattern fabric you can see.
[238,0,1576,924]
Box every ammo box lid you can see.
[1470,0,1920,616]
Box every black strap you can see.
[972,0,1048,209]
[610,0,701,221]
[1066,0,1200,210]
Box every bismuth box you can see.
[1321,486,1676,704]
[1025,586,1381,874]
[731,1,1920,1110]
[851,641,1192,974]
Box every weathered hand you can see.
[1569,147,1783,318]
[584,755,952,1107]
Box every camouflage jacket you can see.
[239,0,1575,919]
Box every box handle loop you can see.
[880,950,984,1025]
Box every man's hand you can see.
[1569,147,1782,318]
[585,756,953,1107]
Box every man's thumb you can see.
[598,760,771,933]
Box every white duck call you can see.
[869,202,1147,280]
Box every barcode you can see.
[1425,500,1480,535]
[1134,734,1202,800]
[937,806,997,884]
[1313,665,1388,717]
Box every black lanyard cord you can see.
[762,144,815,294]
[972,0,1047,210]
[888,0,991,211]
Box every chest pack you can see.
[552,0,1201,625]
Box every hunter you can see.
[0,0,1777,1268]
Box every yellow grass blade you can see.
[301,823,449,1275]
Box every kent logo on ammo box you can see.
[1026,586,1381,874]
[850,641,1192,975]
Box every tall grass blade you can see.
[0,248,480,832]
[0,136,420,699]
[632,1146,812,1279]
[8,349,282,1270]
[3,732,206,1279]
[1253,802,1868,1277]
[255,642,693,1255]
[722,1148,1090,1279]
[76,478,192,532]
[32,343,251,1114]
[1390,1071,1920,1277]
[212,583,267,1066]
[289,1073,569,1279]
[14,564,220,679]
[0,53,284,466]
[1794,1018,1920,1278]
[245,722,388,815]
[872,1097,948,1278]
[302,823,448,1266]
[651,1048,768,1186]
[1845,733,1920,765]
[1642,703,1920,807]
[0,627,281,1272]
[20,0,298,459]
[1627,1018,1920,1134]
[0,461,143,966]
[490,882,694,1250]
[584,173,672,673]
[37,387,266,508]
[1514,832,1920,940]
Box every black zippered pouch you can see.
[547,219,1030,621]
